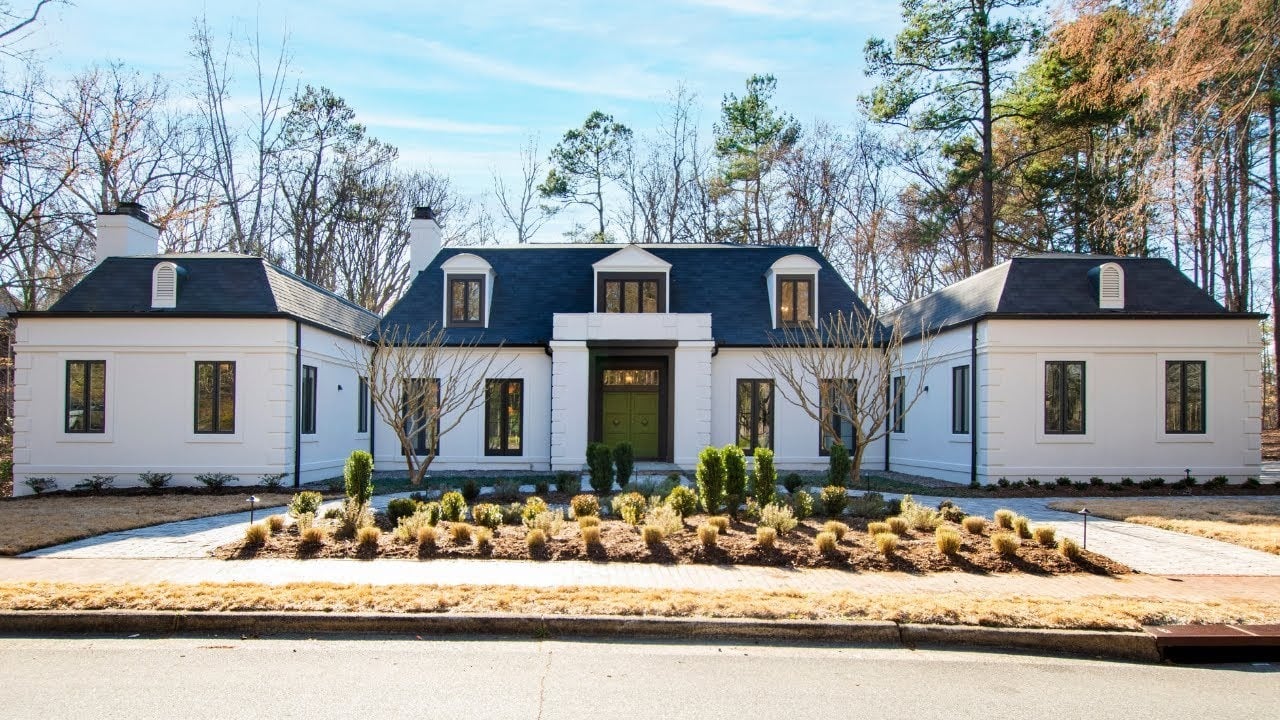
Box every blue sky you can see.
[30,0,904,236]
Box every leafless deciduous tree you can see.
[491,134,556,243]
[757,311,933,484]
[353,324,511,486]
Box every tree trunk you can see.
[979,33,995,269]
[1269,94,1278,426]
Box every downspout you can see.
[545,344,554,471]
[368,343,376,460]
[884,380,891,473]
[293,320,302,489]
[970,321,979,487]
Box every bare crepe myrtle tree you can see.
[352,323,512,486]
[757,310,933,487]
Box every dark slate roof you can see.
[42,254,378,337]
[380,244,875,346]
[886,254,1260,336]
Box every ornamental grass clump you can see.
[526,509,566,538]
[416,525,437,552]
[822,521,849,541]
[697,523,718,548]
[474,527,494,554]
[820,485,848,517]
[355,526,380,549]
[1058,537,1082,561]
[994,509,1016,530]
[867,521,890,536]
[570,494,600,518]
[266,515,286,534]
[577,515,600,529]
[641,525,665,544]
[1013,515,1032,539]
[1033,525,1057,546]
[394,509,437,544]
[580,525,602,549]
[991,532,1020,556]
[814,531,838,555]
[707,515,730,533]
[449,523,473,545]
[526,528,548,553]
[756,526,777,549]
[935,527,962,555]
[898,495,942,531]
[962,516,986,534]
[644,503,683,538]
[886,517,909,536]
[244,522,269,545]
[300,525,327,546]
[874,532,898,555]
[759,503,798,536]
[665,485,698,518]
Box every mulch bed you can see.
[217,514,1129,575]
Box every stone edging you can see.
[0,610,1161,662]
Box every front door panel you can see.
[602,391,661,459]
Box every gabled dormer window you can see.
[777,275,814,325]
[598,273,666,313]
[448,275,485,327]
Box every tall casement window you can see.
[736,379,774,451]
[485,379,524,456]
[892,375,905,433]
[448,275,485,327]
[599,274,664,313]
[1165,361,1206,434]
[357,376,369,434]
[777,276,814,325]
[194,361,236,434]
[1044,361,1085,434]
[819,379,857,454]
[403,378,440,456]
[301,365,318,435]
[951,365,970,435]
[65,360,105,433]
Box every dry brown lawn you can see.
[0,581,1277,631]
[1047,498,1280,555]
[0,495,288,555]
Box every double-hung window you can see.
[65,360,106,433]
[448,275,485,326]
[819,379,856,454]
[777,276,814,325]
[194,361,236,434]
[485,379,523,456]
[1165,361,1206,434]
[1044,361,1085,434]
[736,379,774,451]
[951,365,970,435]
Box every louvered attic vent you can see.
[1098,262,1124,309]
[151,261,180,309]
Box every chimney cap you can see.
[412,206,436,220]
[108,201,150,222]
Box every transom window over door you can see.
[65,360,105,433]
[1165,361,1206,434]
[736,379,774,451]
[1044,361,1085,434]
[485,379,523,456]
[195,361,235,434]
[448,275,485,326]
[777,276,814,325]
[599,274,664,313]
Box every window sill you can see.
[948,436,971,444]
[1156,434,1214,444]
[56,433,113,444]
[187,434,243,444]
[1036,434,1094,445]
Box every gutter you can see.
[294,320,302,489]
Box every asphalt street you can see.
[0,635,1275,719]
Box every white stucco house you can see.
[6,204,1264,494]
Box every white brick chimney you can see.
[95,202,160,266]
[409,206,442,275]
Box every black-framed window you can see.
[599,273,665,313]
[819,379,857,455]
[448,275,485,326]
[1045,361,1085,434]
[892,375,905,433]
[195,361,236,434]
[736,379,774,451]
[485,379,524,456]
[301,365,317,435]
[357,376,369,434]
[777,275,814,325]
[951,365,970,435]
[403,378,440,456]
[65,360,105,433]
[1165,361,1206,434]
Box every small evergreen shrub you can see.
[386,498,419,526]
[474,526,494,554]
[827,442,851,488]
[695,446,726,514]
[1089,476,1105,486]
[962,516,986,534]
[267,515,286,534]
[580,525,602,548]
[555,471,580,494]
[1026,478,1041,487]
[23,477,56,494]
[722,444,747,514]
[613,442,635,488]
[526,528,548,552]
[343,450,374,504]
[196,472,235,489]
[886,517,909,535]
[338,498,374,538]
[259,472,287,489]
[641,525,665,544]
[521,496,551,526]
[1071,481,1089,492]
[139,472,172,489]
[993,509,1015,530]
[1120,477,1134,486]
[356,526,381,549]
[997,477,1010,488]
[587,442,615,494]
[820,485,848,517]
[1244,477,1261,488]
[867,521,890,536]
[991,532,1020,556]
[756,526,777,549]
[300,525,327,546]
[741,497,762,522]
[1058,537,1082,561]
[847,492,888,519]
[75,474,116,491]
[665,485,698,518]
[937,500,965,524]
[244,522,269,545]
[822,520,849,541]
[420,501,443,526]
[1206,476,1229,490]
[1055,477,1071,487]
[492,480,522,500]
[417,525,437,552]
[751,447,777,507]
[874,532,898,555]
[394,510,437,543]
[461,478,481,503]
[440,491,467,522]
[289,491,324,517]
[1033,525,1057,546]
[534,478,550,495]
[791,490,814,520]
[814,531,838,554]
[782,472,805,494]
[611,492,647,525]
[759,503,798,535]
[697,523,718,548]
[472,503,504,529]
[644,504,683,538]
[935,527,961,555]
[449,523,473,544]
[570,494,601,518]
[500,502,523,525]
[898,494,941,530]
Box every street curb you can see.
[0,610,1159,661]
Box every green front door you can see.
[602,391,660,459]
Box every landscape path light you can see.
[1078,507,1090,549]
[248,495,259,524]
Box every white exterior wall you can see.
[889,325,978,484]
[980,318,1261,483]
[296,323,372,484]
[12,317,295,494]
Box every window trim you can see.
[891,375,905,434]
[447,274,486,327]
[951,365,970,435]
[484,378,524,456]
[818,378,857,456]
[301,365,318,435]
[1044,360,1086,435]
[735,378,775,452]
[597,272,667,313]
[1165,360,1207,435]
[357,376,369,434]
[64,359,106,434]
[776,274,815,326]
[194,361,236,434]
